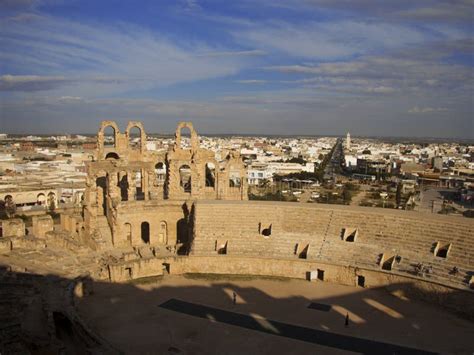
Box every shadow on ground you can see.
[1,266,473,355]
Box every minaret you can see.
[346,132,351,150]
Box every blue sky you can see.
[0,0,473,137]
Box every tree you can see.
[4,196,16,218]
[342,188,352,204]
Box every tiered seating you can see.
[191,201,474,290]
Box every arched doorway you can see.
[37,193,46,206]
[141,222,150,244]
[128,126,141,149]
[103,126,116,148]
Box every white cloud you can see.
[233,20,440,59]
[408,106,449,113]
[0,14,261,95]
[235,80,267,84]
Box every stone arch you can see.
[141,221,150,244]
[37,193,46,205]
[99,121,120,148]
[229,170,242,187]
[105,152,120,160]
[179,165,192,193]
[124,222,132,245]
[175,122,198,151]
[126,121,146,151]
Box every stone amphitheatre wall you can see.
[191,201,474,290]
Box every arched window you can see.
[103,126,115,148]
[37,193,46,205]
[105,152,120,160]
[128,126,141,150]
[205,162,215,188]
[179,127,192,149]
[229,171,241,187]
[179,165,191,193]
[141,222,150,244]
[155,162,166,186]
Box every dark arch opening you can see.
[105,152,120,160]
[118,173,129,201]
[141,221,150,244]
[103,126,115,147]
[205,162,215,188]
[129,126,141,149]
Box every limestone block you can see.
[32,215,54,238]
[0,238,12,252]
[2,219,25,237]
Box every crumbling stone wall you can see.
[2,218,26,238]
[32,215,54,238]
[82,120,248,249]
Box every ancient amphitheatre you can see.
[1,121,473,354]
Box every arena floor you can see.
[77,275,474,354]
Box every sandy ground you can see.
[77,275,474,355]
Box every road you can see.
[323,138,343,181]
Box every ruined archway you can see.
[37,193,46,206]
[175,122,198,151]
[101,124,118,148]
[128,126,141,150]
[125,121,146,151]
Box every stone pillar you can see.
[142,169,149,200]
[127,171,135,201]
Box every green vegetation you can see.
[248,191,298,202]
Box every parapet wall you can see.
[191,201,474,290]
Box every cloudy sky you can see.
[0,0,473,137]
